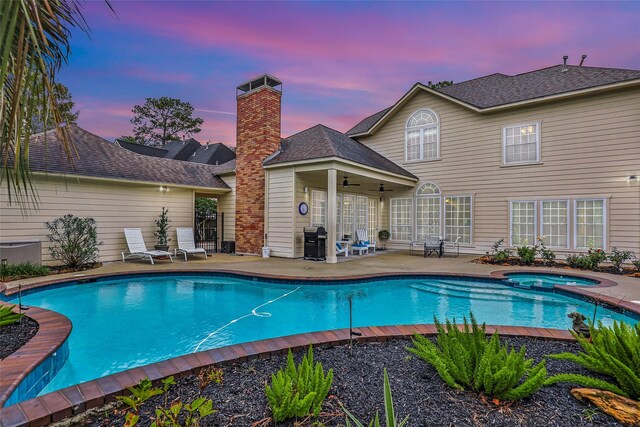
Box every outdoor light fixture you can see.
[159,186,169,192]
[627,175,639,183]
[303,186,308,194]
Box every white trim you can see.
[502,122,541,166]
[573,198,607,250]
[509,200,537,247]
[444,194,473,245]
[404,109,440,163]
[389,197,413,242]
[539,199,570,249]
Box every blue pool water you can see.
[8,274,636,400]
[504,273,598,288]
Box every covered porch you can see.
[265,159,418,263]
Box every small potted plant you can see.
[378,229,390,250]
[154,207,171,251]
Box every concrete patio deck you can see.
[3,251,640,305]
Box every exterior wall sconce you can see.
[159,186,169,192]
[303,186,308,194]
[627,175,639,183]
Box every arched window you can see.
[415,182,441,240]
[405,109,439,162]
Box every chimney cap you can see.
[237,74,282,97]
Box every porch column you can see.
[326,168,337,264]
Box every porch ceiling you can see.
[291,159,417,188]
[295,168,415,194]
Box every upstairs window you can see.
[502,123,540,165]
[405,109,439,162]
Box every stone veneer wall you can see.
[235,86,282,254]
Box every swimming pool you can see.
[6,273,637,402]
[504,272,598,288]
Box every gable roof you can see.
[190,143,236,165]
[163,139,202,161]
[264,124,417,179]
[347,64,640,136]
[21,125,230,190]
[115,139,168,157]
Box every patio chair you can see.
[409,236,419,255]
[175,227,208,261]
[122,228,173,264]
[336,242,349,257]
[424,236,443,258]
[443,236,461,257]
[356,229,376,253]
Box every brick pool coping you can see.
[0,303,72,409]
[0,324,575,427]
[1,267,638,427]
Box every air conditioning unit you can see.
[0,240,42,265]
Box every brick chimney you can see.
[234,74,282,255]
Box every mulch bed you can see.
[1,263,102,283]
[0,316,38,359]
[472,256,640,278]
[76,337,624,427]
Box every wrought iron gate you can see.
[194,211,217,253]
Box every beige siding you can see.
[0,176,195,264]
[217,174,237,242]
[359,87,640,254]
[294,173,312,258]
[266,168,295,257]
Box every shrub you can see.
[45,214,102,268]
[0,262,49,280]
[633,259,640,271]
[546,321,640,399]
[565,253,592,270]
[154,207,171,247]
[378,230,390,240]
[586,247,607,270]
[407,314,547,401]
[152,397,216,427]
[343,368,409,427]
[537,237,556,265]
[265,345,334,422]
[489,239,512,264]
[608,247,635,272]
[0,304,24,327]
[516,245,536,265]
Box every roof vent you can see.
[561,56,569,72]
[236,74,282,98]
[579,54,587,66]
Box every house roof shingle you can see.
[264,124,417,179]
[347,64,640,136]
[115,139,168,157]
[23,125,230,189]
[190,143,236,165]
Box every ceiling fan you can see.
[342,176,360,187]
[369,184,394,193]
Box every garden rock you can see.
[571,388,640,426]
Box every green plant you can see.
[407,314,547,401]
[608,247,635,272]
[154,207,171,247]
[198,366,223,390]
[151,397,216,427]
[378,230,390,240]
[0,262,49,280]
[546,321,640,399]
[586,246,607,270]
[633,259,640,271]
[537,237,556,265]
[516,245,537,265]
[265,346,334,422]
[342,368,409,427]
[0,304,24,326]
[488,239,512,264]
[45,214,103,268]
[116,377,172,414]
[195,198,217,216]
[565,253,592,270]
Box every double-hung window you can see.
[510,201,536,246]
[445,196,472,244]
[503,123,540,165]
[405,109,439,162]
[575,199,606,249]
[390,198,412,241]
[311,190,327,227]
[541,200,569,248]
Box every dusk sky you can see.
[62,1,640,144]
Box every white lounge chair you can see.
[356,229,376,253]
[336,242,349,257]
[175,227,207,260]
[122,228,173,264]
